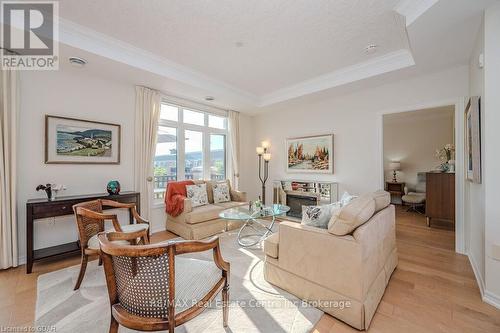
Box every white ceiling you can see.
[59,0,408,95]
[5,0,495,113]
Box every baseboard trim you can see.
[484,290,500,309]
[468,253,485,297]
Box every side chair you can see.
[72,199,150,290]
[98,231,230,333]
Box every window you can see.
[183,109,205,126]
[208,115,226,129]
[210,134,226,180]
[154,127,177,199]
[160,104,178,122]
[185,130,203,180]
[153,101,228,201]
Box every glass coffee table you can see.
[219,204,290,247]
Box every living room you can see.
[1,1,500,332]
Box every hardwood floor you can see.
[1,207,499,332]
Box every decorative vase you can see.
[448,160,456,173]
[107,180,121,195]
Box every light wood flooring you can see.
[1,207,499,332]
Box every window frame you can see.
[154,99,228,205]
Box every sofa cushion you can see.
[372,190,390,212]
[301,203,339,229]
[186,184,209,207]
[264,233,279,259]
[328,195,376,236]
[213,201,247,209]
[205,180,231,204]
[213,182,231,203]
[170,204,224,225]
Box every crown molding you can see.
[395,0,440,26]
[57,18,259,105]
[258,49,415,107]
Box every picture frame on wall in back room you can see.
[286,134,334,174]
[45,115,121,164]
[464,97,481,183]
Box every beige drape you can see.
[228,110,240,190]
[134,86,161,222]
[0,68,19,269]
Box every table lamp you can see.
[389,161,401,183]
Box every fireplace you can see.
[286,194,318,219]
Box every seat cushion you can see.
[328,194,376,236]
[175,257,222,313]
[264,233,279,259]
[402,193,426,204]
[87,234,129,250]
[185,204,225,224]
[213,201,247,209]
[121,223,149,232]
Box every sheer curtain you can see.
[0,68,19,269]
[134,86,161,221]
[228,110,240,189]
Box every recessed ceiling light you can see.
[69,56,87,67]
[205,96,215,101]
[364,44,378,55]
[234,41,244,48]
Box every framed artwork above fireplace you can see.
[286,134,334,173]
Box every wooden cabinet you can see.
[425,173,455,227]
[26,191,140,274]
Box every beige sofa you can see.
[166,180,247,240]
[263,191,397,330]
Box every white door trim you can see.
[377,98,466,254]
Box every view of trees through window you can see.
[154,103,227,200]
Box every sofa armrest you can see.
[230,190,247,202]
[278,221,363,300]
[183,198,193,214]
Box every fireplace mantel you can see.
[273,180,338,220]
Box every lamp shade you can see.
[256,147,264,155]
[263,153,271,161]
[389,162,401,170]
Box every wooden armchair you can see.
[72,199,150,290]
[98,232,230,333]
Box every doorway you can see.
[380,103,464,252]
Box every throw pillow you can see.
[213,182,231,203]
[186,184,208,207]
[301,203,340,229]
[340,191,358,206]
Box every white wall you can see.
[17,68,138,263]
[483,2,500,304]
[241,66,469,203]
[466,14,486,294]
[383,107,454,190]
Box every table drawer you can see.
[32,202,73,217]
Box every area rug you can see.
[35,229,323,332]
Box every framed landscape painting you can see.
[45,115,121,164]
[286,134,334,173]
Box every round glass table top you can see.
[219,204,290,220]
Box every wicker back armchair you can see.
[72,199,149,290]
[98,232,230,333]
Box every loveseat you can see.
[263,191,397,330]
[166,179,247,240]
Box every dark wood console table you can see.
[26,191,140,274]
